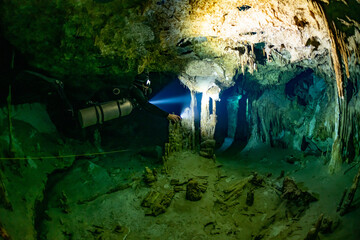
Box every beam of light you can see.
[149,80,192,115]
[149,95,190,105]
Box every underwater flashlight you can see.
[180,107,191,119]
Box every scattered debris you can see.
[113,224,125,234]
[277,170,285,180]
[320,216,340,234]
[170,179,188,192]
[0,222,11,240]
[281,177,318,206]
[249,172,264,187]
[170,178,187,186]
[88,225,104,237]
[170,179,179,185]
[304,213,323,240]
[143,167,157,186]
[87,224,130,239]
[59,191,70,214]
[174,186,184,192]
[186,179,208,201]
[204,222,221,235]
[142,190,175,216]
[221,175,253,205]
[77,183,131,205]
[285,155,300,164]
[0,171,12,210]
[200,139,216,159]
[246,189,254,206]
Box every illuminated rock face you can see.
[179,60,222,145]
[179,60,226,93]
[157,0,332,78]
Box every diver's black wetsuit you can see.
[129,85,169,118]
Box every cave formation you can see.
[0,0,360,239]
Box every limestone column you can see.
[200,93,217,158]
[190,90,196,150]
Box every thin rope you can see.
[0,149,129,160]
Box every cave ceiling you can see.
[1,0,359,91]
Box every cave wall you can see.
[1,0,359,167]
[244,70,335,153]
[0,1,360,237]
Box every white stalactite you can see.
[200,92,218,142]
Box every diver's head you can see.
[134,72,152,95]
[134,72,150,87]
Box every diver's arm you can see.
[167,113,181,122]
[131,87,169,118]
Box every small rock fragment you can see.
[186,179,208,201]
[320,216,340,234]
[281,177,318,206]
[143,167,157,185]
[142,190,175,216]
[246,189,254,206]
[170,179,179,185]
[285,155,300,164]
[277,170,285,180]
[174,186,183,192]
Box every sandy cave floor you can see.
[39,146,360,240]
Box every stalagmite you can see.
[0,223,11,240]
[199,88,219,143]
[190,90,196,150]
[212,98,217,134]
[308,0,356,173]
[340,166,360,216]
[200,92,210,140]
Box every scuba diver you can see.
[21,70,180,132]
[130,73,181,122]
[78,72,181,128]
